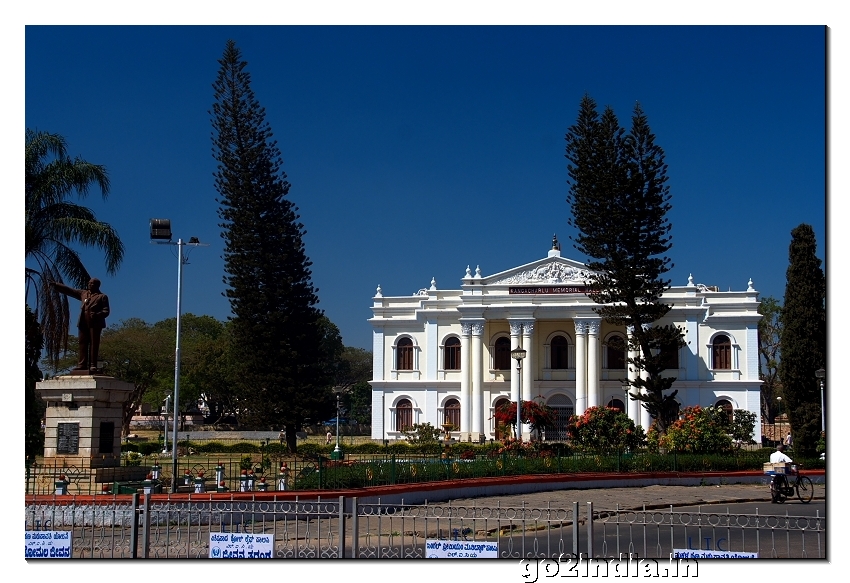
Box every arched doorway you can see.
[546,394,574,441]
[607,398,626,413]
[493,398,510,440]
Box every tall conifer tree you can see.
[566,95,684,434]
[779,224,825,457]
[211,40,333,451]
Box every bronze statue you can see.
[51,278,110,373]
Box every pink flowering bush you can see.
[651,405,732,453]
[566,406,645,451]
[493,399,557,438]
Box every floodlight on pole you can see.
[511,347,527,441]
[150,219,208,493]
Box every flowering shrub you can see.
[493,399,557,436]
[566,406,645,451]
[653,406,732,453]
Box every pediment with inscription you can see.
[487,259,596,285]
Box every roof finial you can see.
[552,234,560,251]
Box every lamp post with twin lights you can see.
[511,347,527,440]
[332,386,344,460]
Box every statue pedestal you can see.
[37,374,134,469]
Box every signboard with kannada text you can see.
[209,532,274,558]
[672,549,757,559]
[425,539,498,558]
[25,531,72,558]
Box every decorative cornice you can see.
[490,261,593,285]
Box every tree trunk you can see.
[285,426,298,454]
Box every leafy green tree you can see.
[212,40,335,451]
[779,224,825,457]
[336,347,373,424]
[98,318,173,436]
[565,95,684,434]
[25,306,45,461]
[758,296,783,423]
[148,314,231,415]
[25,129,124,365]
[730,409,758,447]
[566,406,646,451]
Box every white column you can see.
[640,324,652,430]
[574,320,587,415]
[459,323,472,434]
[521,321,534,440]
[471,321,485,438]
[509,320,523,417]
[626,325,640,425]
[587,319,600,409]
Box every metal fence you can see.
[28,450,808,495]
[24,494,825,559]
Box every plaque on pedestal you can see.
[37,374,135,469]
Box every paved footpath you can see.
[440,481,825,511]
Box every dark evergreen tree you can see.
[25,306,45,462]
[211,40,334,452]
[779,224,825,457]
[565,95,684,434]
[757,296,783,423]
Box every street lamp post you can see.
[150,219,207,493]
[776,396,782,444]
[815,368,825,433]
[332,386,344,460]
[511,347,527,441]
[162,395,171,453]
[621,379,631,416]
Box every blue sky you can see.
[24,24,826,350]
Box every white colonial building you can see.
[369,238,762,443]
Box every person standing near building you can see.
[326,429,333,445]
[784,432,793,447]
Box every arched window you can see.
[660,341,679,370]
[607,398,626,413]
[444,337,461,370]
[395,399,413,431]
[712,335,731,370]
[546,394,575,441]
[493,398,510,440]
[494,337,511,370]
[397,337,414,370]
[606,334,626,370]
[551,335,569,369]
[716,399,733,423]
[444,398,460,429]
